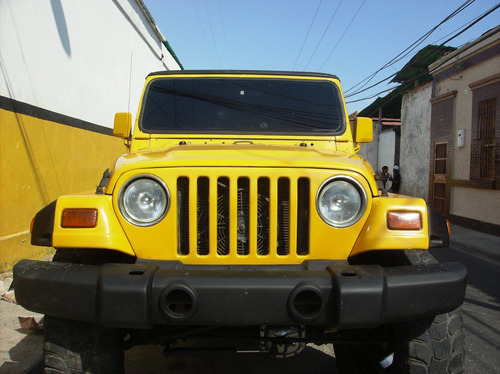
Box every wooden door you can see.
[432,142,447,214]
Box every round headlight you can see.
[316,176,366,228]
[119,176,169,226]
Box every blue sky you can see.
[143,0,500,114]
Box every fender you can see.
[31,196,135,257]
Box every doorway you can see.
[432,142,448,214]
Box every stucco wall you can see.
[400,82,432,200]
[451,187,500,225]
[0,0,181,270]
[378,129,396,173]
[357,120,381,172]
[0,0,180,127]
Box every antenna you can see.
[128,52,133,114]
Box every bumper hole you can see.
[293,290,322,317]
[164,289,194,315]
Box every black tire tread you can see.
[335,250,465,374]
[43,316,124,374]
[402,310,465,374]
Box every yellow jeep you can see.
[14,71,466,373]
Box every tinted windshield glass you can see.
[140,77,345,135]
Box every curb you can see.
[449,224,500,264]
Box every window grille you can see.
[471,98,498,180]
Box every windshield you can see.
[140,77,346,135]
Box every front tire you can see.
[44,317,124,374]
[43,249,131,373]
[335,250,465,374]
[335,310,464,374]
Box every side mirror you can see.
[113,112,132,139]
[354,117,373,143]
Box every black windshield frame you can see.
[139,77,346,136]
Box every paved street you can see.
[430,247,500,374]
[1,245,499,373]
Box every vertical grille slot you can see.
[197,177,209,255]
[257,178,270,255]
[297,178,310,255]
[277,177,290,255]
[177,177,190,255]
[217,177,230,255]
[237,178,250,255]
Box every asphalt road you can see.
[124,247,500,374]
[430,247,500,374]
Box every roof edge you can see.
[162,40,184,70]
[147,70,340,79]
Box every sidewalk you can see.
[449,224,500,263]
[0,225,499,373]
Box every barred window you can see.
[471,98,498,180]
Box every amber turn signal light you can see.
[61,209,98,228]
[387,211,422,230]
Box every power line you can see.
[292,0,323,70]
[345,0,474,96]
[345,0,475,95]
[192,0,216,67]
[345,86,398,104]
[303,0,343,70]
[344,0,475,97]
[218,0,231,69]
[344,72,397,99]
[204,0,221,68]
[440,2,500,46]
[318,0,366,71]
[347,3,500,104]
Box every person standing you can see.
[380,166,389,189]
[388,165,401,193]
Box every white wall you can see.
[378,130,396,172]
[0,0,181,128]
[400,82,432,200]
[357,120,381,172]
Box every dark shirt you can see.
[390,174,401,192]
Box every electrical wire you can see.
[318,0,366,71]
[344,0,475,95]
[292,0,323,71]
[439,2,500,46]
[346,1,500,100]
[192,0,217,67]
[303,0,343,70]
[345,3,500,104]
[218,0,231,69]
[205,0,222,68]
[343,0,476,97]
[345,86,399,104]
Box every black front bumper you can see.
[13,259,466,329]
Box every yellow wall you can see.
[0,108,126,271]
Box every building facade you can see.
[0,0,182,270]
[428,27,500,234]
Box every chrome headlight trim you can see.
[118,174,170,227]
[316,175,367,228]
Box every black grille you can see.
[177,176,309,258]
